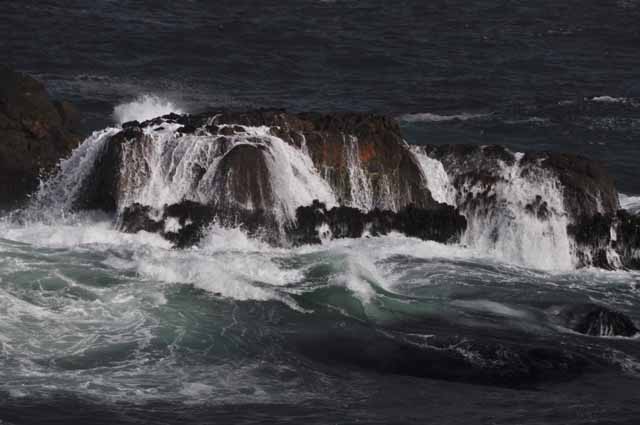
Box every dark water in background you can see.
[2,0,640,192]
[2,2,640,424]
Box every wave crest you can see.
[113,94,184,124]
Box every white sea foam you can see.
[0,220,172,250]
[452,299,529,319]
[32,127,120,214]
[116,124,337,228]
[620,193,640,214]
[409,147,578,270]
[113,94,184,124]
[459,154,576,270]
[410,147,457,205]
[590,96,629,104]
[399,112,489,123]
[345,135,374,210]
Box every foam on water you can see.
[32,128,120,216]
[399,112,490,123]
[620,193,640,214]
[113,124,337,227]
[113,94,184,124]
[410,146,457,205]
[460,154,575,270]
[409,148,576,270]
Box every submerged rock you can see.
[0,65,80,208]
[557,303,638,337]
[295,325,594,388]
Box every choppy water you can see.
[1,218,640,424]
[2,0,640,423]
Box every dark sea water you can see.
[1,1,640,424]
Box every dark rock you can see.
[75,126,146,212]
[567,210,640,270]
[121,120,141,129]
[204,110,437,209]
[0,65,80,208]
[210,144,275,214]
[295,326,593,388]
[218,126,236,136]
[557,303,638,337]
[177,124,197,134]
[163,201,218,248]
[616,210,640,269]
[118,203,163,234]
[80,110,445,242]
[422,143,624,268]
[53,100,80,130]
[118,201,216,249]
[290,200,466,246]
[576,308,638,337]
[525,195,550,220]
[521,151,618,220]
[119,200,279,248]
[422,144,618,222]
[567,213,614,269]
[161,112,182,122]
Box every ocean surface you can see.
[2,1,640,424]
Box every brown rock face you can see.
[190,111,436,210]
[0,66,80,208]
[210,144,275,214]
[72,110,459,246]
[80,111,443,217]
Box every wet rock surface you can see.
[421,143,627,268]
[557,303,638,337]
[140,110,437,210]
[422,144,618,220]
[290,200,466,246]
[31,108,638,261]
[119,198,467,248]
[0,65,80,208]
[568,210,640,270]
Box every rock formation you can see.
[70,110,464,246]
[0,65,80,208]
[417,144,635,268]
[555,303,638,337]
[2,68,634,264]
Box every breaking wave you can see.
[620,193,640,215]
[113,94,184,124]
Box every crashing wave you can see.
[26,110,639,270]
[113,94,184,124]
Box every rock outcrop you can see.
[568,210,640,269]
[418,144,630,268]
[20,102,635,260]
[555,303,638,337]
[0,65,80,208]
[421,144,618,221]
[290,200,466,246]
[71,110,461,246]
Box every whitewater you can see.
[1,97,639,425]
